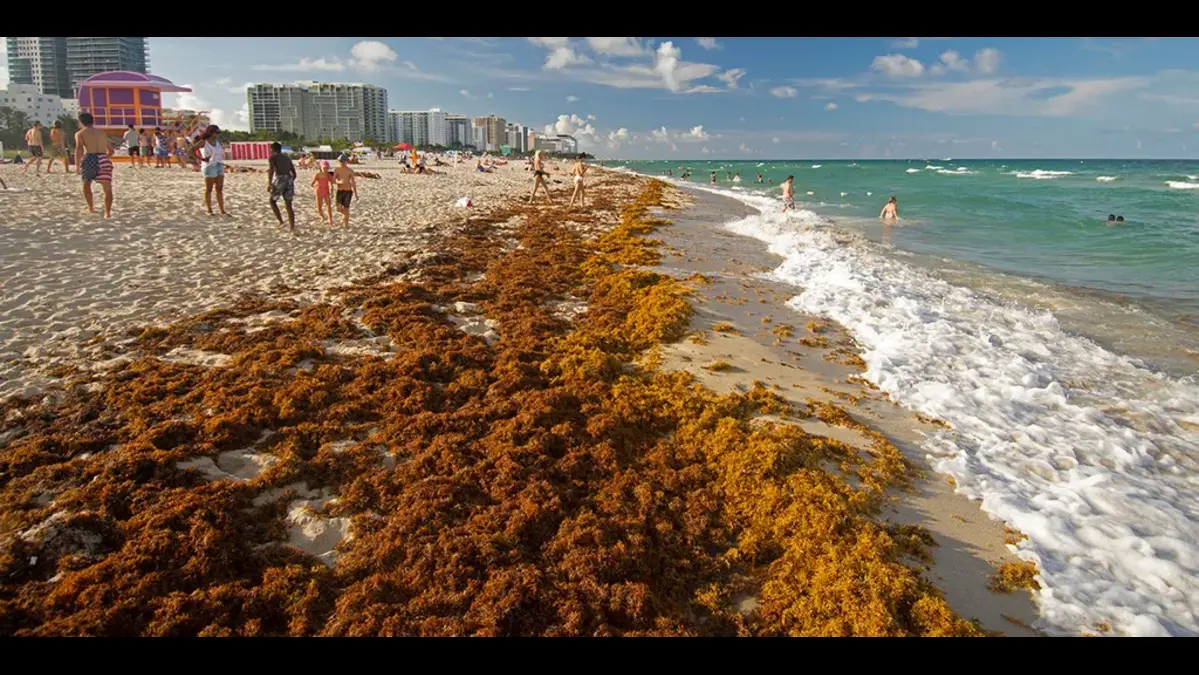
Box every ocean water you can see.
[611,159,1199,637]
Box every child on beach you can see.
[782,175,795,212]
[332,154,357,227]
[267,142,297,233]
[312,160,334,223]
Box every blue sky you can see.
[4,37,1199,159]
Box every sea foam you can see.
[665,177,1199,637]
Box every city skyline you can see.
[4,37,1199,158]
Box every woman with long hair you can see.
[528,150,553,204]
[190,125,230,216]
[568,153,588,208]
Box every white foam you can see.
[905,168,921,174]
[810,164,822,169]
[707,190,1199,637]
[1097,176,1118,182]
[1166,181,1199,190]
[1011,170,1073,180]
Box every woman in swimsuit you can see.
[529,150,553,204]
[190,124,230,216]
[568,153,588,208]
[311,160,334,223]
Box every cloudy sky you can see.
[4,37,1199,158]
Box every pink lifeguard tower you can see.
[77,70,193,137]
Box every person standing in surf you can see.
[74,112,115,218]
[781,175,795,212]
[880,195,899,222]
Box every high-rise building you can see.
[65,38,149,95]
[5,37,71,99]
[387,109,448,146]
[247,81,388,143]
[472,115,506,151]
[5,37,148,99]
[446,114,472,148]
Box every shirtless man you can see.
[74,112,115,218]
[267,142,297,233]
[123,124,140,168]
[332,154,358,227]
[781,175,795,212]
[47,121,71,173]
[23,122,45,174]
[880,195,899,222]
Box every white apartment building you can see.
[557,134,578,155]
[0,83,66,126]
[445,114,472,148]
[247,81,388,143]
[387,109,448,146]
[472,125,489,152]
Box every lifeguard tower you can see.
[77,71,194,159]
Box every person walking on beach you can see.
[880,195,899,222]
[154,128,169,168]
[139,128,153,168]
[47,121,71,174]
[267,141,297,233]
[23,122,45,175]
[74,112,114,218]
[529,150,553,204]
[568,153,588,208]
[123,125,140,167]
[190,125,230,216]
[174,131,188,168]
[333,154,357,227]
[781,175,795,212]
[312,160,334,224]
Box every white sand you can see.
[0,159,547,400]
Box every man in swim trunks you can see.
[139,128,153,168]
[23,122,45,174]
[48,120,71,174]
[332,154,357,228]
[781,175,795,212]
[154,128,170,168]
[267,141,297,233]
[123,124,140,167]
[74,112,115,218]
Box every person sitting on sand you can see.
[782,175,795,212]
[74,112,115,218]
[190,125,231,217]
[569,153,588,208]
[529,150,553,204]
[312,160,334,223]
[23,122,45,175]
[267,141,297,233]
[333,154,357,228]
[48,121,71,174]
[880,195,899,222]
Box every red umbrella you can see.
[393,143,413,151]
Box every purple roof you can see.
[79,70,191,93]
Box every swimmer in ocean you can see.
[880,195,899,222]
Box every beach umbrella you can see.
[394,143,413,151]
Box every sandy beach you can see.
[0,162,1040,636]
[0,158,564,400]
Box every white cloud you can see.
[487,92,494,98]
[685,85,723,94]
[509,86,531,92]
[696,38,720,50]
[528,37,569,48]
[1136,139,1143,149]
[546,45,591,69]
[893,38,920,49]
[718,68,746,89]
[825,102,838,110]
[991,140,1002,151]
[870,53,925,78]
[702,146,711,153]
[650,126,671,141]
[670,143,678,151]
[929,48,1002,76]
[738,142,752,153]
[524,37,730,95]
[252,41,443,80]
[545,113,599,145]
[684,125,710,141]
[772,137,780,144]
[566,95,579,102]
[606,127,629,149]
[460,89,472,98]
[770,85,799,98]
[585,37,644,56]
[856,75,1148,116]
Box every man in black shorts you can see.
[23,122,45,174]
[267,141,297,233]
[123,124,140,165]
[332,153,357,228]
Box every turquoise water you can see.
[613,158,1199,376]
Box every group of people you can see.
[18,120,74,174]
[121,124,192,169]
[527,149,589,208]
